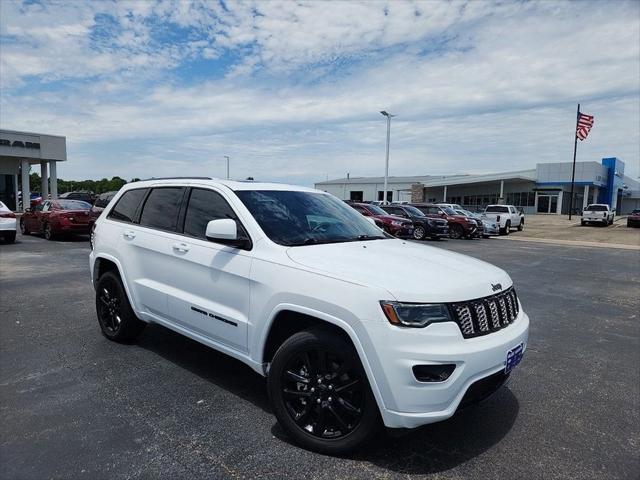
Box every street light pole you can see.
[224,155,230,180]
[380,111,396,204]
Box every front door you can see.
[165,187,252,352]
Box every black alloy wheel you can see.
[97,276,123,335]
[268,329,379,454]
[449,223,464,239]
[413,225,426,240]
[95,271,146,341]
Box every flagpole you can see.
[568,103,580,220]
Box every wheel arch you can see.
[259,305,388,413]
[92,254,140,315]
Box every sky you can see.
[1,0,639,186]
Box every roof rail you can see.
[138,176,213,181]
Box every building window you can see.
[377,191,393,202]
[349,191,363,202]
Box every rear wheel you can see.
[95,271,146,342]
[20,219,29,235]
[449,224,464,239]
[267,328,380,454]
[413,225,426,240]
[501,221,511,235]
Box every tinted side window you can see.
[184,189,237,239]
[139,187,184,232]
[108,188,148,223]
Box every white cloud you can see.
[0,0,638,183]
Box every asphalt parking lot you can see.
[1,233,638,480]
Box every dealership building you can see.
[0,129,67,211]
[315,158,640,215]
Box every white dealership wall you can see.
[315,159,640,214]
[0,129,67,211]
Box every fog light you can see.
[412,364,456,382]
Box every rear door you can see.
[128,187,186,319]
[166,187,252,352]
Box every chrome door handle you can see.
[172,242,190,253]
[123,230,136,239]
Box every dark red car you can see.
[411,203,480,239]
[20,199,93,240]
[350,202,414,237]
[627,209,640,228]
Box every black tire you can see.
[5,232,16,243]
[95,271,146,342]
[413,225,426,240]
[502,221,511,235]
[517,220,524,231]
[20,219,30,235]
[449,223,464,239]
[267,328,380,455]
[43,223,54,240]
[581,220,586,226]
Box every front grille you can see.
[449,287,519,338]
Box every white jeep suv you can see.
[89,178,529,454]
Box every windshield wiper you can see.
[350,235,386,241]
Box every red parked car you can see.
[627,209,640,228]
[20,199,93,240]
[411,203,481,239]
[350,202,414,237]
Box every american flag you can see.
[576,112,594,141]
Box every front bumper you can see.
[362,310,529,429]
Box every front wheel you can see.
[517,220,524,231]
[449,223,464,239]
[413,225,426,240]
[43,223,55,240]
[267,328,380,454]
[95,271,146,342]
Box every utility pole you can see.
[224,155,230,180]
[380,111,396,204]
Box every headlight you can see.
[380,301,452,328]
[390,220,402,227]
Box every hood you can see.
[286,239,511,303]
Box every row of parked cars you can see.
[346,201,525,241]
[12,191,117,242]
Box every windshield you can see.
[58,200,91,210]
[236,190,388,246]
[485,206,509,213]
[441,206,457,215]
[403,205,425,217]
[364,204,388,215]
[586,204,608,211]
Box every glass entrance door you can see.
[537,195,559,214]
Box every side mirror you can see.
[365,216,383,230]
[205,219,251,249]
[206,218,238,241]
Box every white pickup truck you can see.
[482,205,524,235]
[581,204,614,226]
